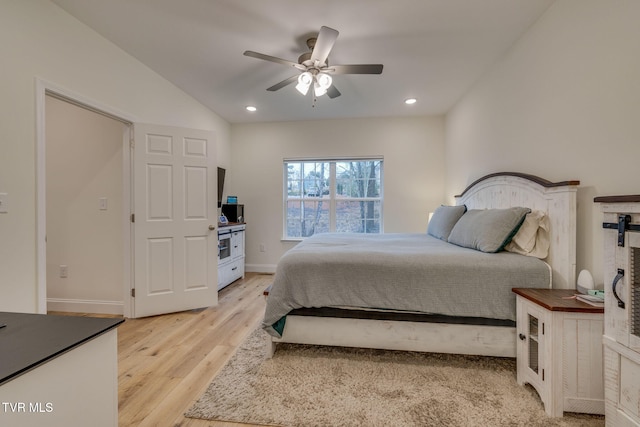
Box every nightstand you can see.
[512,288,604,417]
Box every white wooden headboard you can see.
[455,172,580,290]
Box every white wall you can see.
[445,0,640,286]
[230,116,445,271]
[46,95,126,312]
[0,0,230,313]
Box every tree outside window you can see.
[284,159,383,238]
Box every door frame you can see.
[35,78,136,316]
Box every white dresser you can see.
[218,223,245,290]
[596,196,640,427]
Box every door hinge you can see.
[131,213,135,223]
[542,323,545,335]
[131,288,135,298]
[542,369,545,381]
[602,214,640,247]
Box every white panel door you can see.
[133,123,217,317]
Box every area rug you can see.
[186,328,605,427]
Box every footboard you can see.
[268,315,516,358]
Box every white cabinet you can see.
[218,224,245,290]
[514,288,604,417]
[596,198,640,427]
[0,313,122,427]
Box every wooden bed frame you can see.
[267,172,579,358]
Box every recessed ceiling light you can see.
[404,98,417,105]
[245,105,257,112]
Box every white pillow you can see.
[504,210,550,259]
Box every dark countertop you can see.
[0,312,124,386]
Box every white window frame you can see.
[282,156,384,240]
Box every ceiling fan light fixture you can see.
[296,72,313,95]
[313,82,326,97]
[245,26,383,101]
[314,72,332,97]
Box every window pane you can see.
[336,200,381,233]
[286,200,329,237]
[285,163,302,197]
[286,161,330,198]
[335,161,381,198]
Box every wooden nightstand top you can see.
[512,288,604,313]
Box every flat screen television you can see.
[217,167,225,208]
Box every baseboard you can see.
[47,298,124,315]
[245,264,277,274]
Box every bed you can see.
[264,172,579,358]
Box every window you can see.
[284,158,383,238]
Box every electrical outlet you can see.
[59,265,68,278]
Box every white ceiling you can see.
[50,0,555,124]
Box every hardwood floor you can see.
[59,272,273,426]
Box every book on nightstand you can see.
[575,294,605,307]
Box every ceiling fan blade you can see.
[266,75,299,92]
[310,26,339,65]
[327,85,341,99]
[244,51,305,70]
[327,64,384,75]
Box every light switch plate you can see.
[0,193,8,213]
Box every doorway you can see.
[36,81,134,316]
[36,80,219,318]
[44,95,129,315]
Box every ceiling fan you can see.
[244,26,383,99]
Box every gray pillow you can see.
[448,207,531,253]
[427,205,467,241]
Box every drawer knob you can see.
[518,333,526,341]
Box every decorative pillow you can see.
[448,207,531,253]
[427,205,467,241]
[504,210,550,258]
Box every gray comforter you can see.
[263,233,551,337]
